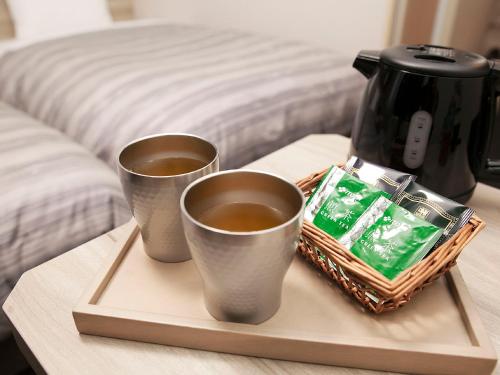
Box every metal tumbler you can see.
[118,133,218,262]
[180,170,305,324]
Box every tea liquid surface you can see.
[131,157,206,176]
[198,202,286,232]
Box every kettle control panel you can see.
[403,111,432,169]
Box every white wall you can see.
[134,0,394,57]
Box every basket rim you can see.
[297,167,485,299]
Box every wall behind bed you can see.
[0,0,133,39]
[134,0,394,57]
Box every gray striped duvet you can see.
[0,103,129,338]
[0,24,365,169]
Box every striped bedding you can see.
[0,103,129,338]
[0,24,365,169]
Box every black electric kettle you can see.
[349,44,500,203]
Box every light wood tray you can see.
[73,220,497,375]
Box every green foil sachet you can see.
[340,196,443,280]
[305,163,444,281]
[304,166,390,239]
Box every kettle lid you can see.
[380,45,491,78]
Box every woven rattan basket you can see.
[296,167,485,313]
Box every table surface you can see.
[3,134,499,375]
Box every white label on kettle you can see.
[403,110,432,169]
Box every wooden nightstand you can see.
[3,135,499,374]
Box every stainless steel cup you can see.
[118,133,218,262]
[180,170,305,324]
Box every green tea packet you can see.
[339,196,443,280]
[393,181,474,246]
[304,166,390,239]
[344,156,415,196]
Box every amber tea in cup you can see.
[130,156,207,177]
[197,202,287,232]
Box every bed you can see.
[0,102,129,338]
[0,20,365,169]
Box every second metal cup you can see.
[180,170,305,324]
[118,133,219,262]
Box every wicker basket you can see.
[296,167,485,313]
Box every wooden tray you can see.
[73,220,497,375]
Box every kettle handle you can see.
[483,60,500,175]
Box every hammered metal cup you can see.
[118,133,219,262]
[180,170,305,324]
